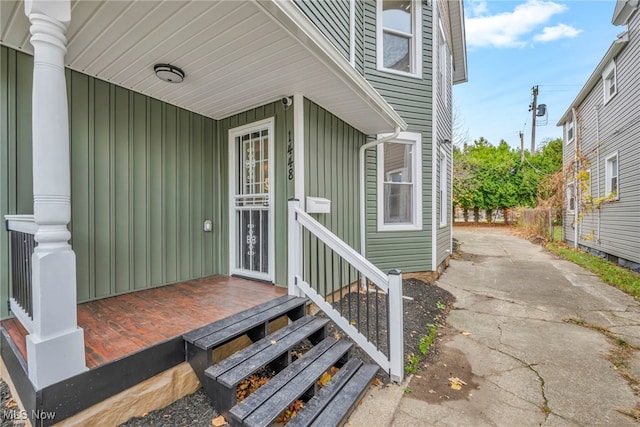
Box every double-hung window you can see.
[567,182,576,212]
[566,120,575,144]
[605,152,619,198]
[377,132,422,231]
[377,0,422,77]
[602,60,617,104]
[439,147,448,227]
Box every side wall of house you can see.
[1,47,224,315]
[362,0,435,272]
[566,11,640,267]
[434,0,454,266]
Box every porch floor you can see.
[1,276,286,369]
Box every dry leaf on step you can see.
[212,415,228,426]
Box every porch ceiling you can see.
[1,0,406,135]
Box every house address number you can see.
[287,130,294,180]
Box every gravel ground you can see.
[0,278,454,427]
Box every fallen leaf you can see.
[318,371,332,387]
[271,340,277,345]
[428,389,436,394]
[448,377,467,390]
[212,415,227,426]
[372,378,382,387]
[5,399,17,409]
[415,375,422,379]
[461,331,471,336]
[141,412,148,417]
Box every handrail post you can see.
[288,199,303,297]
[388,269,404,383]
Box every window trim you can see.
[567,181,576,213]
[566,119,575,144]
[602,60,617,104]
[605,152,619,199]
[438,18,449,107]
[439,146,448,227]
[376,0,423,78]
[377,132,422,231]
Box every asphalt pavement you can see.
[349,227,640,426]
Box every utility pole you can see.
[529,85,538,153]
[519,131,524,161]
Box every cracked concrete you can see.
[349,227,640,426]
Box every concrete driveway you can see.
[350,227,640,426]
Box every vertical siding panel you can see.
[70,72,90,301]
[203,118,215,276]
[149,98,163,286]
[164,105,178,283]
[93,80,111,298]
[178,109,191,280]
[191,114,203,277]
[132,93,148,289]
[114,87,130,293]
[15,52,32,214]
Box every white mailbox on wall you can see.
[306,197,331,214]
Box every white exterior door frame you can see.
[228,117,276,282]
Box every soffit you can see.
[1,0,405,135]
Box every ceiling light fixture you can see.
[154,64,185,83]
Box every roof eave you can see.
[612,0,639,25]
[449,0,468,84]
[256,0,407,134]
[556,32,629,125]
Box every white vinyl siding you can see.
[377,132,422,231]
[376,0,422,78]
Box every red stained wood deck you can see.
[1,276,286,369]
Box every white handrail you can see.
[293,207,389,293]
[288,199,404,383]
[4,215,37,234]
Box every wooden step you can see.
[184,295,307,386]
[183,295,307,350]
[204,315,329,414]
[287,358,379,427]
[228,337,352,427]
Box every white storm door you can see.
[229,118,275,282]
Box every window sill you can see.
[377,223,422,232]
[376,66,422,80]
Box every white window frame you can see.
[566,119,575,144]
[376,0,423,78]
[377,132,422,231]
[602,60,617,104]
[439,147,448,227]
[438,19,449,106]
[605,152,619,199]
[567,181,576,213]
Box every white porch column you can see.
[24,0,86,389]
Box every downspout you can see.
[572,107,579,248]
[595,105,601,244]
[359,127,401,257]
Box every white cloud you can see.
[533,23,582,42]
[468,0,490,17]
[466,0,569,48]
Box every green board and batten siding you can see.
[1,47,35,318]
[0,46,299,318]
[295,0,351,61]
[362,1,436,272]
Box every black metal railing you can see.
[9,230,35,319]
[302,229,389,358]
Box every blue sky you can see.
[453,0,623,150]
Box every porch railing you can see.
[288,200,404,383]
[4,215,37,333]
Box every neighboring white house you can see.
[558,0,640,272]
